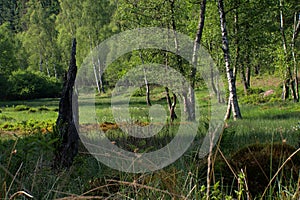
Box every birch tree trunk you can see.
[188,0,207,121]
[233,6,239,82]
[292,12,300,102]
[97,58,105,93]
[54,38,79,169]
[92,58,101,94]
[164,53,177,122]
[234,5,248,95]
[89,36,101,94]
[54,64,57,79]
[168,0,181,120]
[139,51,151,106]
[279,0,297,101]
[165,87,177,122]
[144,67,151,106]
[218,0,242,120]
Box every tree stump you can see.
[54,38,79,169]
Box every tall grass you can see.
[0,93,300,199]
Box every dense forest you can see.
[1,0,299,102]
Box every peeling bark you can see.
[218,0,242,120]
[280,0,297,101]
[188,0,207,121]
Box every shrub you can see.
[0,74,9,99]
[6,70,62,100]
[28,108,38,113]
[14,105,30,111]
[0,115,14,121]
[38,106,50,111]
[240,94,262,105]
[247,87,264,95]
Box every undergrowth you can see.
[0,94,300,199]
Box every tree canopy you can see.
[0,0,299,112]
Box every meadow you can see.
[0,79,300,199]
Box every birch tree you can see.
[279,0,300,102]
[21,0,60,76]
[218,0,242,120]
[187,0,207,121]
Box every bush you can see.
[38,106,50,111]
[240,94,262,105]
[0,115,14,121]
[0,74,9,99]
[28,108,38,113]
[247,87,264,95]
[6,70,62,100]
[14,105,30,111]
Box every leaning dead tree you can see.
[54,38,79,168]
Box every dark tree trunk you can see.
[234,6,248,95]
[170,93,177,122]
[241,64,249,95]
[233,5,239,81]
[54,38,79,169]
[39,53,43,72]
[246,65,251,87]
[169,0,181,120]
[165,87,177,122]
[139,51,151,106]
[218,0,242,120]
[165,87,172,110]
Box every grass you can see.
[0,99,58,137]
[0,84,300,199]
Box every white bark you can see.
[218,0,242,120]
[188,0,207,121]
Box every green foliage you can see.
[38,106,50,111]
[0,115,14,122]
[0,23,19,74]
[239,87,281,105]
[1,0,300,198]
[0,96,300,198]
[6,69,62,100]
[56,0,116,67]
[28,107,38,113]
[14,105,30,111]
[0,74,9,99]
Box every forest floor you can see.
[0,75,300,199]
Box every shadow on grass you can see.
[246,111,300,120]
[0,98,60,108]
